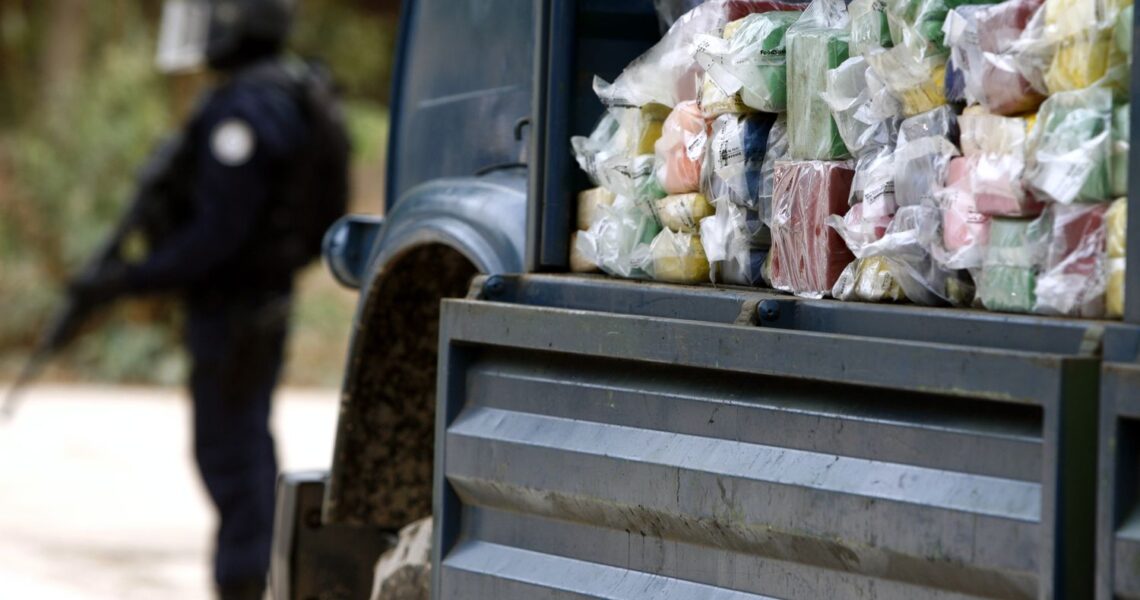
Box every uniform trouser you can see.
[186,293,290,588]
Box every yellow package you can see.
[653,192,715,234]
[899,63,947,118]
[650,230,710,283]
[635,103,671,155]
[569,231,601,273]
[1107,198,1126,318]
[1045,0,1097,39]
[1045,31,1111,93]
[577,187,617,231]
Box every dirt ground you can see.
[0,384,339,600]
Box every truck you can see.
[268,1,1140,599]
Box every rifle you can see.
[2,135,191,421]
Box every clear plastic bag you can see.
[959,112,1044,216]
[1024,87,1112,205]
[575,196,663,279]
[693,11,804,113]
[654,192,715,233]
[1044,26,1112,93]
[833,256,909,301]
[758,114,790,223]
[1034,203,1108,317]
[644,228,711,283]
[569,231,601,273]
[572,107,670,201]
[786,0,852,159]
[654,101,709,194]
[821,56,903,157]
[577,187,617,231]
[1112,103,1129,198]
[850,0,894,56]
[978,214,1050,312]
[942,5,989,105]
[1106,197,1126,318]
[700,197,770,285]
[934,157,991,270]
[838,205,976,305]
[974,0,1047,115]
[893,105,960,207]
[849,144,897,211]
[702,112,780,209]
[597,0,809,108]
[770,160,856,297]
[866,40,949,117]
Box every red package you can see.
[724,0,810,20]
[977,0,1043,53]
[976,0,1046,115]
[1036,203,1109,316]
[770,160,855,297]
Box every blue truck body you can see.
[272,1,1140,598]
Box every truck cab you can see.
[271,1,1140,599]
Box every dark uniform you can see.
[70,2,345,597]
[128,61,307,597]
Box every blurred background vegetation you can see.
[0,0,400,387]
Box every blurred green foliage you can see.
[0,0,397,387]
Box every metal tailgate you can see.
[432,276,1101,600]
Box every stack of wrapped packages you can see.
[572,0,1131,319]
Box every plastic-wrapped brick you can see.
[937,157,991,270]
[821,56,903,157]
[974,0,1046,115]
[654,192,715,233]
[646,229,711,283]
[850,0,894,56]
[866,43,948,118]
[786,0,851,159]
[1035,203,1108,316]
[893,105,960,207]
[700,197,770,285]
[960,113,1045,216]
[654,101,709,195]
[1112,103,1129,198]
[1106,197,1126,318]
[702,112,779,209]
[978,215,1050,312]
[758,114,790,224]
[1025,87,1112,205]
[577,187,617,231]
[1045,28,1112,94]
[569,231,601,273]
[576,196,662,279]
[693,11,803,113]
[770,160,856,296]
[833,256,908,301]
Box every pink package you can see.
[972,154,1045,217]
[655,101,708,194]
[770,160,856,297]
[941,157,991,252]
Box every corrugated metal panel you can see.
[433,292,1100,600]
[1098,361,1140,600]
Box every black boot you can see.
[218,579,266,600]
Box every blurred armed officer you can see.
[69,1,349,598]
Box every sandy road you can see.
[0,384,339,599]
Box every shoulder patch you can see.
[210,118,256,166]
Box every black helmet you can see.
[157,0,295,73]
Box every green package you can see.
[1026,88,1113,204]
[850,0,894,56]
[888,0,994,56]
[695,11,803,114]
[1113,103,1129,198]
[979,217,1050,313]
[788,28,851,159]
